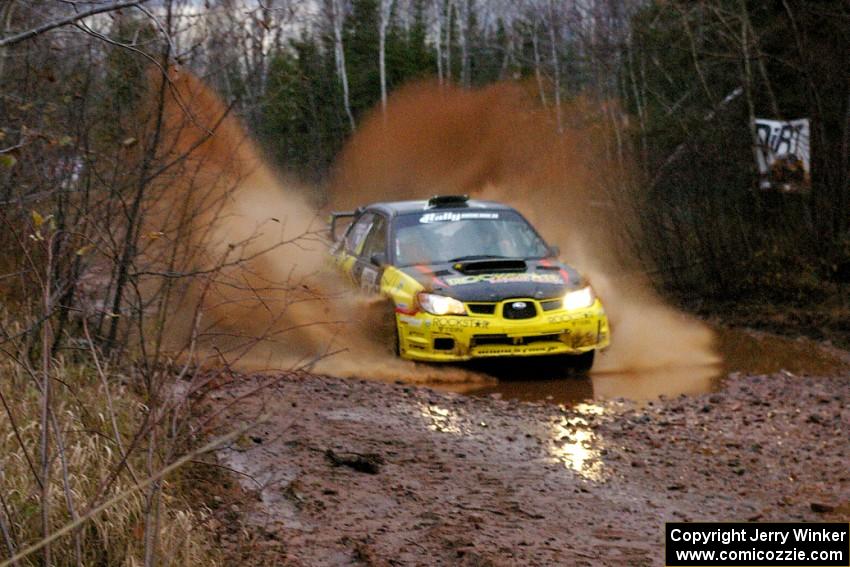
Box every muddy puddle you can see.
[438,327,850,406]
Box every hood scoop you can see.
[452,259,527,274]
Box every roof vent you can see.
[427,194,469,208]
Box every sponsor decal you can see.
[360,266,380,294]
[540,258,571,285]
[547,313,580,324]
[398,315,422,327]
[395,302,419,315]
[419,211,500,223]
[474,344,561,355]
[445,273,563,286]
[414,263,448,287]
[547,311,599,324]
[431,317,490,329]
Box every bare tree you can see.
[456,0,469,86]
[431,0,445,83]
[0,0,151,48]
[531,15,547,105]
[445,0,453,82]
[328,0,355,131]
[546,0,563,131]
[378,0,395,111]
[196,0,298,125]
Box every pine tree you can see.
[386,0,435,87]
[344,0,382,117]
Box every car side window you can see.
[360,215,387,261]
[345,213,374,255]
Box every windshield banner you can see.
[419,212,500,223]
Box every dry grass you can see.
[0,352,220,566]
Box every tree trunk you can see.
[445,0,453,82]
[457,0,469,86]
[379,0,394,112]
[331,0,355,131]
[547,0,563,132]
[433,0,443,83]
[531,19,547,106]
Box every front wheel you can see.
[391,316,401,357]
[380,301,400,356]
[567,350,595,374]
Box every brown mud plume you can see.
[136,69,481,384]
[329,80,719,373]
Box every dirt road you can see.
[203,364,850,566]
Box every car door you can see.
[353,213,388,295]
[337,212,375,284]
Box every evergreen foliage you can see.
[249,0,847,299]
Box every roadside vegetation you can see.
[0,0,847,564]
[0,351,217,566]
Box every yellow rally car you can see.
[329,195,609,370]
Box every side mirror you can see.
[370,252,387,266]
[329,210,356,242]
[548,245,560,258]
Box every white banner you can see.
[754,118,810,192]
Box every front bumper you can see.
[396,298,610,362]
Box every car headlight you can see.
[417,293,466,315]
[563,286,595,310]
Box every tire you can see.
[391,316,401,357]
[367,298,400,357]
[382,302,401,357]
[568,350,595,373]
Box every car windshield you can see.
[393,209,550,266]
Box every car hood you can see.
[398,258,583,302]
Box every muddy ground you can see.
[199,348,850,566]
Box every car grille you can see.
[502,300,537,319]
[471,333,561,347]
[465,298,562,318]
[467,303,496,315]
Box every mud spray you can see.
[329,81,720,377]
[140,69,476,383]
[143,71,717,385]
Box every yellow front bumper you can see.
[396,299,610,362]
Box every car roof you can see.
[364,198,515,218]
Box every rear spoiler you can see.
[328,210,357,242]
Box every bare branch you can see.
[0,0,151,48]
